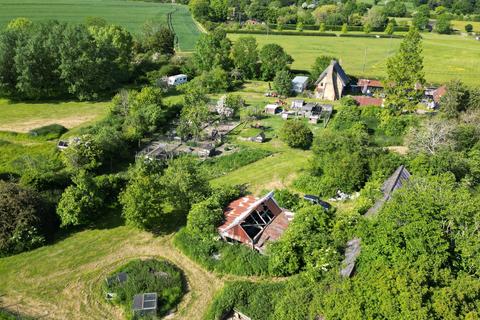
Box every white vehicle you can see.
[167,74,188,86]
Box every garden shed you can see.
[218,192,295,253]
[292,76,309,93]
[132,292,158,317]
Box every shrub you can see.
[465,24,473,32]
[104,259,185,318]
[0,181,57,256]
[331,106,362,131]
[28,124,67,140]
[273,189,301,210]
[280,120,313,149]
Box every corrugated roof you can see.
[433,85,447,103]
[358,79,383,88]
[340,238,361,278]
[353,96,383,106]
[366,165,411,217]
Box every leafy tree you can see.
[385,27,425,112]
[186,197,223,240]
[385,21,395,35]
[341,23,348,34]
[412,5,430,30]
[85,16,107,28]
[384,1,407,17]
[56,171,103,227]
[189,0,211,21]
[268,205,337,277]
[435,14,452,34]
[15,21,66,99]
[210,0,229,21]
[160,156,211,214]
[465,23,473,33]
[363,22,372,34]
[273,189,301,210]
[231,36,258,79]
[224,94,244,116]
[311,55,336,81]
[259,43,293,81]
[7,17,32,31]
[120,160,166,229]
[0,29,21,95]
[192,29,232,73]
[61,134,103,172]
[273,70,292,97]
[140,22,175,55]
[440,80,470,118]
[364,6,387,28]
[280,120,313,149]
[0,182,53,255]
[177,87,210,141]
[319,22,326,32]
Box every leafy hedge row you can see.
[226,30,403,38]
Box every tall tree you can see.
[231,36,258,79]
[192,29,232,73]
[273,69,292,97]
[384,27,425,113]
[259,43,293,81]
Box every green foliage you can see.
[268,205,338,277]
[273,189,301,210]
[385,21,395,35]
[231,36,258,79]
[177,86,210,140]
[385,27,425,113]
[441,80,470,118]
[331,105,362,131]
[465,23,473,32]
[204,281,284,320]
[258,43,293,81]
[119,159,166,230]
[341,23,348,34]
[0,20,134,100]
[0,181,55,256]
[56,171,103,227]
[280,120,313,150]
[435,14,452,34]
[273,70,292,97]
[311,55,336,80]
[192,29,232,73]
[140,21,175,55]
[104,259,185,318]
[174,228,270,276]
[61,134,103,173]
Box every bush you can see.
[0,181,57,256]
[465,24,473,32]
[104,258,185,319]
[331,106,362,131]
[174,228,270,276]
[280,120,313,149]
[28,124,68,140]
[273,189,301,210]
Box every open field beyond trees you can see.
[228,33,480,86]
[0,0,201,51]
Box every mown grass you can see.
[228,32,480,86]
[0,0,201,51]
[0,99,109,133]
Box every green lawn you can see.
[0,0,201,51]
[0,217,224,319]
[0,99,109,133]
[228,33,480,86]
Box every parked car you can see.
[303,195,331,211]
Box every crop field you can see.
[0,0,201,51]
[228,33,480,86]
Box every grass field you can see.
[0,99,109,133]
[228,33,480,86]
[0,0,201,51]
[0,215,224,319]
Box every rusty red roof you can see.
[358,79,383,88]
[353,96,383,106]
[433,85,447,103]
[218,192,293,251]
